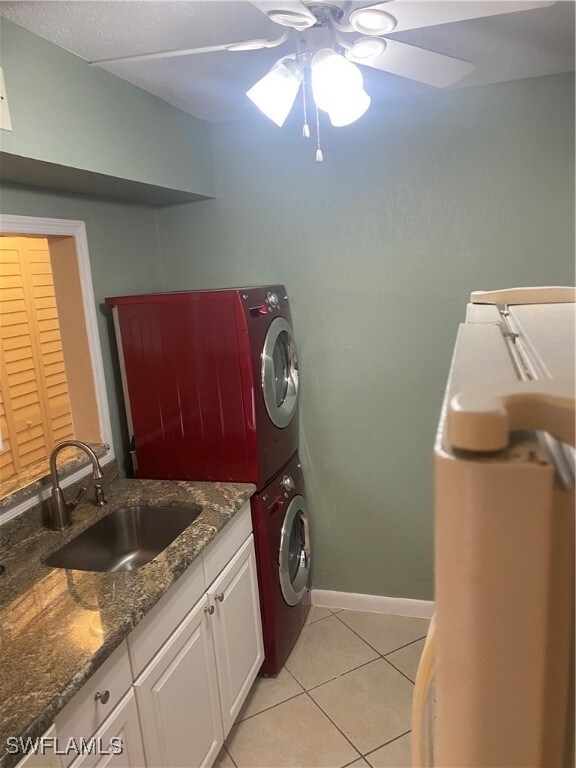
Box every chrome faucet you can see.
[49,441,107,530]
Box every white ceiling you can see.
[1,0,574,123]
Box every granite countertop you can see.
[0,478,255,768]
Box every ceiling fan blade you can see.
[89,31,290,66]
[89,44,243,66]
[250,0,316,30]
[364,1,555,34]
[350,39,475,87]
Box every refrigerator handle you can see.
[448,377,575,452]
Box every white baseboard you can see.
[311,589,435,619]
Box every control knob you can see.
[281,475,295,491]
[266,292,279,310]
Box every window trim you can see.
[0,214,114,524]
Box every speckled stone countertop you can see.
[0,478,255,768]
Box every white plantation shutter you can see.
[0,236,74,482]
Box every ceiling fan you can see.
[90,1,555,160]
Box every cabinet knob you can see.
[204,604,215,615]
[215,593,224,602]
[95,690,110,704]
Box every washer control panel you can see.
[244,287,288,317]
[265,291,280,310]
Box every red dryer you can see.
[105,286,299,490]
[252,452,311,676]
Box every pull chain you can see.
[302,69,310,139]
[315,104,323,163]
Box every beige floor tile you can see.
[345,760,369,767]
[226,693,359,768]
[305,606,333,625]
[310,658,414,755]
[236,667,303,721]
[213,745,235,768]
[285,615,378,689]
[365,733,412,768]
[337,612,429,655]
[386,639,425,682]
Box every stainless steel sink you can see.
[44,505,201,573]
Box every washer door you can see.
[279,495,311,606]
[261,317,299,429]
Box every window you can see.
[0,216,114,523]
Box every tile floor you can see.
[214,606,429,768]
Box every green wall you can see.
[157,73,575,600]
[0,20,215,198]
[0,184,165,472]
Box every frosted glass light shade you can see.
[327,88,371,126]
[311,49,371,127]
[246,60,301,127]
[311,49,361,110]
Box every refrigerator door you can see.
[413,289,575,768]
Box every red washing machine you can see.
[105,286,299,490]
[252,452,311,676]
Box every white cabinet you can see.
[15,725,62,768]
[133,597,223,768]
[68,692,145,768]
[134,533,263,767]
[55,643,133,768]
[54,643,144,768]
[209,536,264,734]
[39,503,262,768]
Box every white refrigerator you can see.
[413,287,575,767]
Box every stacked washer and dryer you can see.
[106,286,310,675]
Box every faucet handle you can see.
[68,486,87,511]
[94,483,107,507]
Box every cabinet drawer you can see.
[127,554,205,678]
[55,643,132,768]
[203,501,252,587]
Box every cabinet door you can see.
[68,692,145,768]
[208,536,264,734]
[133,596,223,768]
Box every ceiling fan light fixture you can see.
[246,59,302,127]
[311,49,370,126]
[347,37,386,60]
[311,49,361,108]
[349,8,397,35]
[327,88,371,127]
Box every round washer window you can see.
[279,495,311,606]
[262,317,299,428]
[272,331,290,408]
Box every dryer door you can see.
[279,495,311,606]
[262,317,299,428]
